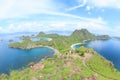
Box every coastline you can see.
[71,41,87,50]
[71,39,117,72]
[1,39,120,79]
[10,45,43,50]
[44,46,60,54]
[10,44,59,54]
[70,39,92,50]
[71,43,83,50]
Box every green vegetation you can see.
[9,29,110,53]
[1,47,120,80]
[71,29,96,40]
[3,29,117,80]
[87,54,120,80]
[9,40,35,49]
[9,39,43,50]
[75,46,87,56]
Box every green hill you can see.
[5,29,118,80]
[70,29,96,42]
[9,29,110,53]
[1,47,120,80]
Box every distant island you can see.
[114,37,120,40]
[9,29,110,51]
[0,39,3,42]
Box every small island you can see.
[9,40,43,50]
[114,37,120,40]
[9,29,110,52]
[0,39,3,42]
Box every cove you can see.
[73,39,120,71]
[0,35,55,74]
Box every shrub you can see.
[75,46,87,56]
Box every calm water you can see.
[0,35,55,74]
[74,39,120,71]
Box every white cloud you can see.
[0,2,107,35]
[66,0,87,11]
[86,6,91,11]
[49,21,120,36]
[0,0,62,18]
[67,0,120,11]
[0,22,44,33]
[0,19,119,36]
[42,11,106,24]
[0,0,119,37]
[101,9,105,12]
[88,0,120,9]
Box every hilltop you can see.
[1,46,120,80]
[9,29,110,53]
[71,29,96,39]
[1,29,119,80]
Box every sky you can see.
[0,0,120,36]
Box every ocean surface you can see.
[0,34,55,74]
[1,33,120,74]
[73,39,120,71]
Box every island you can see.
[9,40,43,50]
[9,39,14,42]
[114,37,120,40]
[0,39,3,42]
[2,29,120,80]
[9,29,110,52]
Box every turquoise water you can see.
[73,39,120,71]
[0,35,55,74]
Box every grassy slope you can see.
[87,54,120,80]
[1,48,120,80]
[5,29,119,80]
[9,29,110,53]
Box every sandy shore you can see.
[44,46,60,54]
[71,39,91,50]
[71,43,83,50]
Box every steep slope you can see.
[71,29,96,39]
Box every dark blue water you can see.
[0,35,55,74]
[74,39,120,71]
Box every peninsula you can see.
[2,29,119,80]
